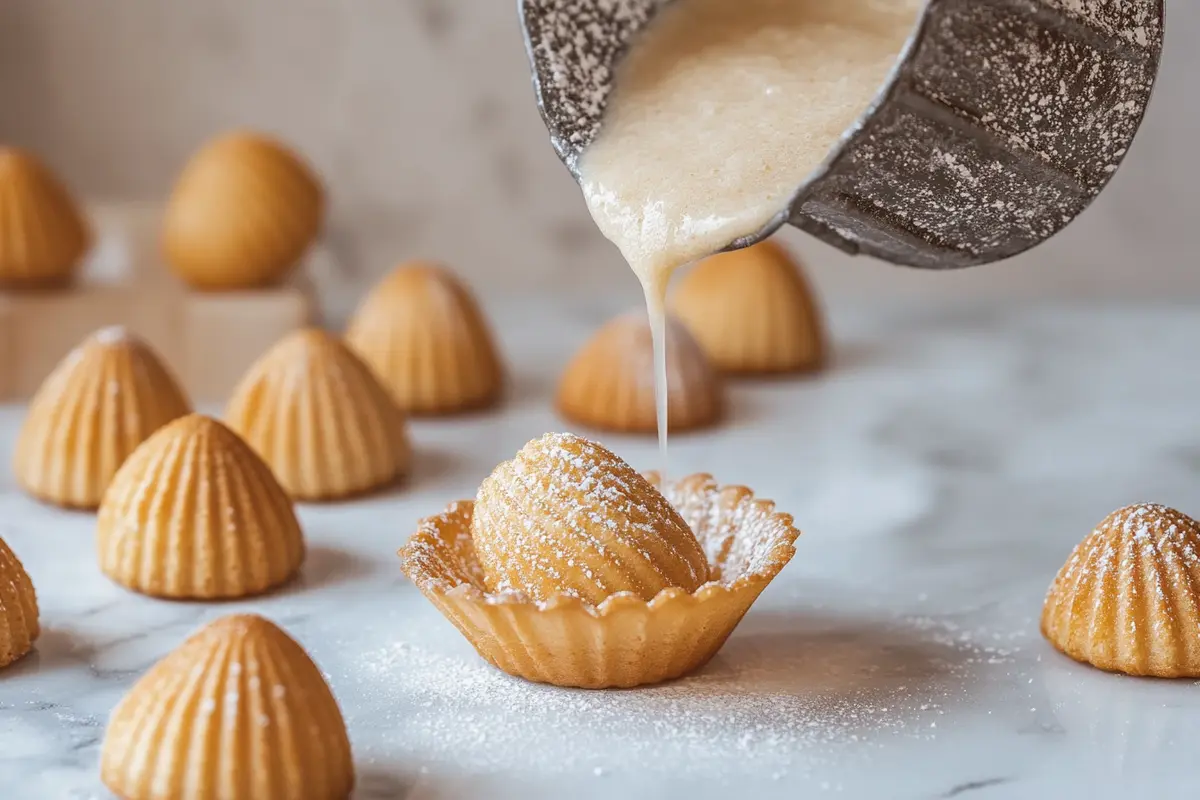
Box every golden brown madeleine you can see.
[556,310,723,434]
[344,261,504,415]
[0,147,91,287]
[471,432,708,605]
[1042,503,1200,678]
[669,239,826,374]
[101,614,354,800]
[0,536,38,669]
[163,130,324,289]
[13,327,191,509]
[96,414,305,599]
[226,327,412,500]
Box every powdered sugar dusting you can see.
[348,614,1021,778]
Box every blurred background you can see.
[0,0,1195,325]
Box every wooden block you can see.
[0,297,14,401]
[182,289,312,404]
[3,284,187,398]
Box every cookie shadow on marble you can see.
[284,544,376,594]
[1,625,99,677]
[691,609,981,708]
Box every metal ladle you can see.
[520,0,1165,269]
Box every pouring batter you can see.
[578,0,922,470]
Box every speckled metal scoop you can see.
[519,0,1165,269]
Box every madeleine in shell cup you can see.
[398,472,800,689]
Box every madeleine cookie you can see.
[670,239,826,374]
[345,261,504,414]
[0,147,91,287]
[0,536,38,669]
[13,327,191,509]
[226,328,411,500]
[556,311,723,434]
[101,614,354,800]
[97,414,305,599]
[163,130,324,289]
[1042,503,1200,678]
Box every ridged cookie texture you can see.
[1042,503,1200,678]
[163,130,324,289]
[100,614,354,800]
[556,311,723,434]
[13,327,191,509]
[226,328,412,500]
[97,414,305,599]
[345,261,504,415]
[0,536,39,669]
[0,146,91,287]
[670,239,826,375]
[472,433,708,605]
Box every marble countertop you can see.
[2,292,1199,800]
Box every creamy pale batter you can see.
[578,0,922,468]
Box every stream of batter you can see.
[578,0,922,474]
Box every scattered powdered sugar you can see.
[347,615,1024,779]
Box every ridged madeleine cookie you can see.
[471,432,708,605]
[557,310,723,434]
[13,327,191,509]
[97,414,305,599]
[0,147,91,287]
[101,614,354,800]
[0,536,38,669]
[1042,503,1200,678]
[163,130,324,289]
[226,328,411,500]
[670,239,826,375]
[345,261,504,414]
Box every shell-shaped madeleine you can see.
[344,261,504,415]
[1042,503,1200,678]
[471,433,709,605]
[0,147,91,287]
[163,130,324,290]
[97,414,305,599]
[225,328,411,501]
[669,239,826,375]
[101,614,354,800]
[14,327,192,509]
[556,310,723,434]
[0,537,39,669]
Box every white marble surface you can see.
[2,293,1200,800]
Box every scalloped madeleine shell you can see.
[556,311,723,434]
[0,147,91,287]
[97,415,305,599]
[669,239,826,375]
[1042,503,1200,678]
[0,537,39,669]
[13,327,192,509]
[163,131,324,289]
[225,328,412,500]
[399,473,800,689]
[101,614,354,800]
[344,261,504,414]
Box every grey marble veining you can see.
[2,294,1200,799]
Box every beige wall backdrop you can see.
[1,1,1197,322]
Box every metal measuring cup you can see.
[520,0,1164,269]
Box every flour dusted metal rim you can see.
[397,473,801,689]
[520,0,1165,269]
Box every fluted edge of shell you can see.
[397,474,800,688]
